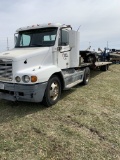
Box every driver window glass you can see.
[59,30,69,46]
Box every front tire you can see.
[82,67,90,85]
[42,76,61,107]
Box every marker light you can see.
[31,76,37,82]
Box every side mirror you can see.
[69,30,80,48]
[14,33,18,45]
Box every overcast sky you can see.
[0,0,120,52]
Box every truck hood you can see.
[0,47,50,61]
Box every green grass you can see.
[0,65,120,160]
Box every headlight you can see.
[15,76,21,82]
[22,75,30,83]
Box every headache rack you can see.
[0,59,13,81]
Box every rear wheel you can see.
[82,67,90,85]
[42,76,61,107]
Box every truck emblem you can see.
[62,53,68,60]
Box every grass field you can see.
[0,65,120,160]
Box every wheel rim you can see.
[50,81,59,101]
[86,72,90,82]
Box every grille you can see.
[0,59,12,81]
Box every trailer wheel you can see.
[82,67,90,85]
[42,76,61,107]
[100,65,108,71]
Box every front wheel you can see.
[82,67,90,85]
[42,76,61,107]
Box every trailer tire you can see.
[42,76,61,107]
[82,67,90,85]
[100,65,108,71]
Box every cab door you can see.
[57,29,70,69]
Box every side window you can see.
[44,35,50,41]
[59,30,69,46]
[20,34,30,46]
[43,35,56,41]
[43,35,56,46]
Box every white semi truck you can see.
[0,23,111,106]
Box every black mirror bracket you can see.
[57,46,62,51]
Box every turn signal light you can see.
[31,76,37,82]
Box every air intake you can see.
[0,59,13,81]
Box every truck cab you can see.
[0,23,89,106]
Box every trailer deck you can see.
[95,62,112,67]
[80,61,112,68]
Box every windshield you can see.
[15,27,58,48]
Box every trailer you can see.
[0,23,111,106]
[110,53,120,64]
[97,48,120,64]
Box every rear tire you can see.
[42,76,61,107]
[82,67,90,85]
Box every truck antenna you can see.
[7,37,9,51]
[77,25,81,31]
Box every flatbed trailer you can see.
[80,61,112,70]
[95,62,112,66]
[94,62,112,71]
[110,54,120,63]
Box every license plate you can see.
[0,83,4,89]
